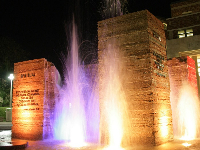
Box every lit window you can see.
[178,29,193,38]
[186,29,193,37]
[178,30,185,38]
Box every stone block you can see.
[12,58,59,140]
[98,10,173,146]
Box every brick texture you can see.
[167,56,198,136]
[166,0,200,40]
[12,58,59,140]
[171,0,200,18]
[98,10,173,146]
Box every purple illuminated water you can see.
[53,20,99,145]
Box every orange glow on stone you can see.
[12,58,58,140]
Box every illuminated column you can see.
[196,57,200,98]
[98,10,173,146]
[167,56,198,138]
[12,58,59,140]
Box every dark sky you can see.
[0,0,178,72]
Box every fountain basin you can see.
[0,140,28,149]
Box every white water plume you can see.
[53,19,99,146]
[177,81,200,140]
[100,41,128,149]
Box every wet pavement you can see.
[24,139,200,150]
[1,130,200,150]
[0,130,11,141]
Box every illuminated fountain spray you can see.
[168,57,200,146]
[53,0,126,147]
[177,81,200,141]
[53,20,99,147]
[99,42,128,150]
[103,0,123,18]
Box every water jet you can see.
[7,7,200,150]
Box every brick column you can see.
[167,56,198,137]
[12,58,59,140]
[98,10,173,146]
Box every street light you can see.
[8,74,14,108]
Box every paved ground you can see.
[0,122,12,130]
[24,139,200,150]
[0,130,200,149]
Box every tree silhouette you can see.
[0,37,30,78]
[0,37,30,107]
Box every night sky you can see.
[0,0,178,73]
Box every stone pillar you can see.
[98,10,173,146]
[167,56,198,137]
[12,58,59,140]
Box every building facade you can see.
[166,0,200,97]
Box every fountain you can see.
[178,82,200,140]
[98,42,128,149]
[53,19,99,146]
[98,10,173,146]
[168,56,200,142]
[6,1,200,150]
[9,10,174,149]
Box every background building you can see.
[166,0,200,97]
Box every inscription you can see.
[153,51,165,72]
[21,73,35,78]
[153,51,166,78]
[154,70,166,78]
[153,31,161,41]
[16,89,40,110]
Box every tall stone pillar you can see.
[167,56,198,137]
[12,58,59,140]
[98,10,173,146]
